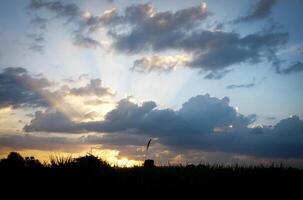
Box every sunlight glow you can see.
[235,106,239,112]
[81,11,92,19]
[201,2,207,11]
[91,148,143,167]
[0,147,143,168]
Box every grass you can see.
[49,154,74,168]
[0,152,302,197]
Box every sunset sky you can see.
[0,0,303,166]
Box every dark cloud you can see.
[24,94,253,134]
[188,30,286,70]
[109,3,209,53]
[274,115,303,135]
[0,67,113,110]
[23,93,303,158]
[0,134,83,152]
[152,115,303,159]
[235,0,278,23]
[82,133,147,147]
[69,78,114,97]
[226,78,260,89]
[226,77,266,89]
[120,28,287,77]
[0,67,51,108]
[24,109,81,132]
[226,83,255,89]
[277,62,303,74]
[108,5,287,77]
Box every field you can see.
[0,152,302,197]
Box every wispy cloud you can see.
[235,0,278,23]
[277,62,303,75]
[226,77,266,89]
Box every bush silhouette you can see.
[0,152,43,170]
[0,151,302,197]
[24,156,44,169]
[73,154,111,170]
[0,152,25,169]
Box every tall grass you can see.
[49,154,73,168]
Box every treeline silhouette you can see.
[0,152,302,197]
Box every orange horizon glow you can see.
[0,148,143,167]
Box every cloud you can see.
[0,134,79,151]
[0,133,148,164]
[30,16,48,30]
[235,0,278,23]
[28,0,118,48]
[131,55,190,73]
[28,1,209,48]
[26,16,48,54]
[226,83,256,89]
[28,1,290,77]
[73,34,101,48]
[27,33,44,43]
[277,62,303,74]
[29,43,45,54]
[27,33,45,54]
[29,0,80,21]
[23,93,303,158]
[118,27,287,77]
[24,94,251,135]
[108,5,287,77]
[23,109,80,132]
[266,116,276,121]
[82,133,148,147]
[109,3,209,53]
[0,67,52,108]
[204,69,233,80]
[0,67,115,119]
[69,78,115,97]
[226,78,264,89]
[84,99,110,106]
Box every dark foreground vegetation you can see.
[0,152,302,197]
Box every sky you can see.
[0,0,303,167]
